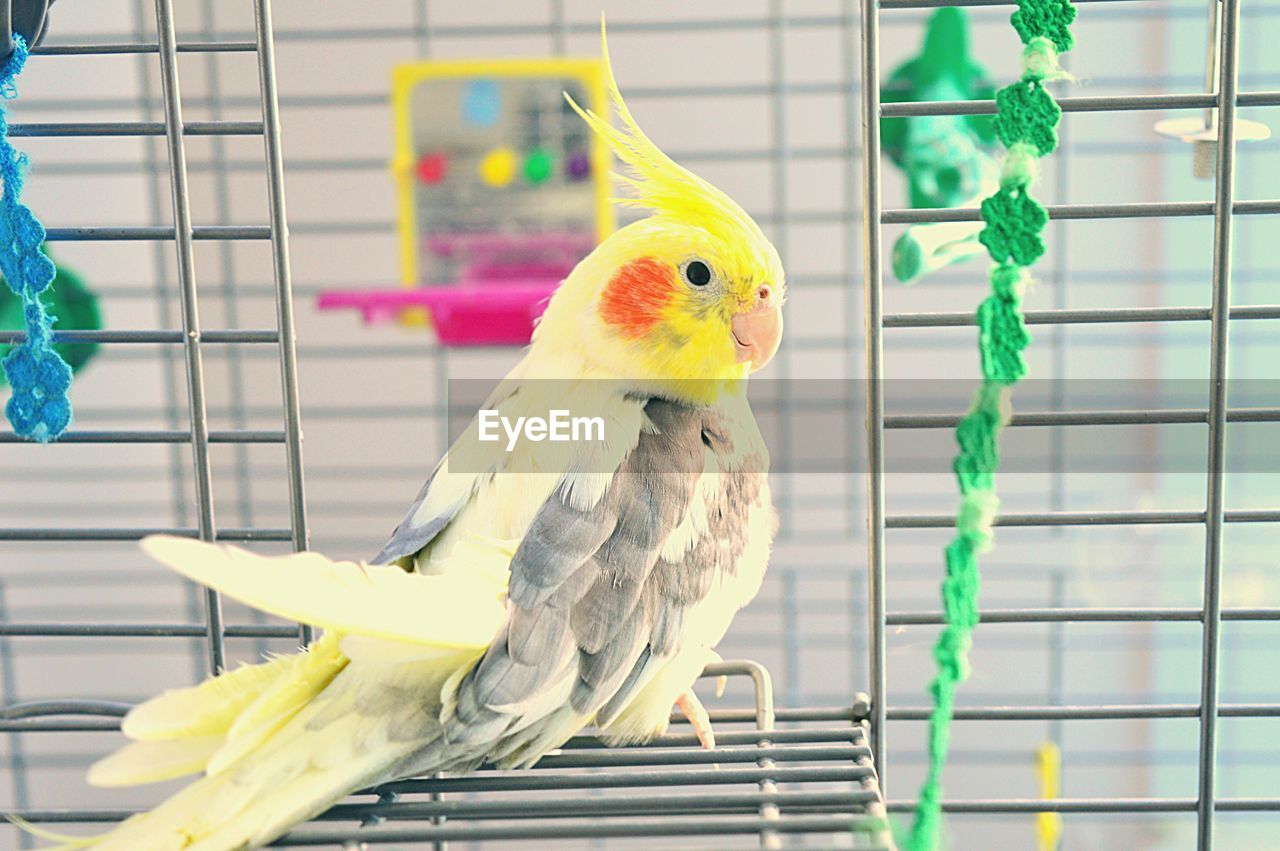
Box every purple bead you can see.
[566,151,591,181]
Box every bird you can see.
[21,28,786,851]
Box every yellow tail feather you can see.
[6,816,99,850]
[87,736,223,788]
[139,535,506,649]
[43,676,431,850]
[120,652,297,742]
[92,633,348,789]
[206,632,348,777]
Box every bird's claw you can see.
[676,690,716,749]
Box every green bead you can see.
[994,79,1061,155]
[977,295,1031,384]
[1011,0,1076,53]
[523,148,554,184]
[953,406,1001,493]
[978,186,1048,266]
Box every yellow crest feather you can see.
[566,22,774,257]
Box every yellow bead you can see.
[478,147,517,188]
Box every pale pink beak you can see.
[731,285,783,372]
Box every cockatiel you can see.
[29,33,785,851]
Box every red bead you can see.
[416,152,448,185]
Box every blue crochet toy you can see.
[0,34,70,442]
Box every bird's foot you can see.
[676,690,716,749]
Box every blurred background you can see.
[0,0,1278,848]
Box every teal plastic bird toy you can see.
[882,8,996,209]
[882,9,999,284]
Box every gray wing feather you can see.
[570,613,649,712]
[369,463,460,565]
[506,506,618,608]
[593,645,654,727]
[646,583,686,657]
[651,554,716,605]
[570,569,645,654]
[505,604,572,666]
[467,629,576,709]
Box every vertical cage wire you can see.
[129,0,206,686]
[251,0,313,644]
[152,0,227,675]
[857,0,889,787]
[1196,0,1242,844]
[1044,15,1072,781]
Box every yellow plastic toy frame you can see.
[390,58,615,289]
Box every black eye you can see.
[684,260,712,287]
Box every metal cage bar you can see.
[5,667,894,847]
[199,0,257,607]
[252,0,312,644]
[151,0,225,675]
[857,0,889,791]
[1197,0,1244,844]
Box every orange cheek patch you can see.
[599,257,677,338]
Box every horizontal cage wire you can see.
[0,0,1275,848]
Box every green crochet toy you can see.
[0,246,101,387]
[904,4,1075,850]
